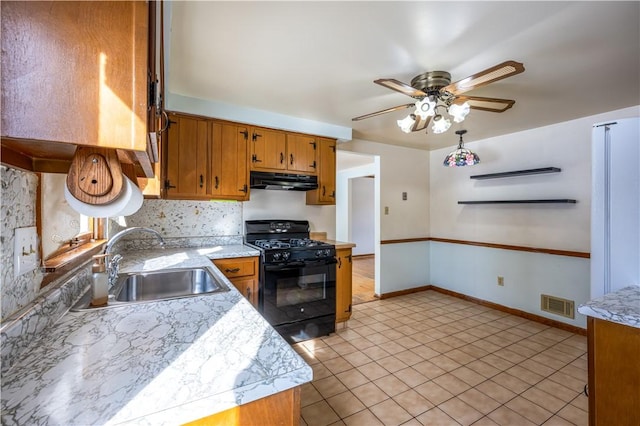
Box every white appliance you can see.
[591,117,640,298]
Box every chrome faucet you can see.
[104,227,166,288]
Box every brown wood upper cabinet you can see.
[1,1,154,177]
[306,137,336,205]
[211,122,250,201]
[165,113,210,199]
[250,128,317,175]
[164,112,249,201]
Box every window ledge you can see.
[41,240,106,287]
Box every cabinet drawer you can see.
[213,257,257,279]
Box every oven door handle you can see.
[264,262,306,271]
[264,258,337,271]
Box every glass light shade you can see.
[449,101,470,123]
[431,116,451,134]
[414,98,436,119]
[443,146,480,167]
[397,114,415,133]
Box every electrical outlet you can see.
[384,206,389,215]
[402,192,407,201]
[497,276,504,286]
[14,226,39,278]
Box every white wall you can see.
[351,177,375,255]
[429,105,639,328]
[341,140,430,240]
[243,189,336,239]
[341,140,430,294]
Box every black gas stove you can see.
[250,238,335,263]
[245,220,336,343]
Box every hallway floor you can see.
[351,255,377,305]
[294,290,588,426]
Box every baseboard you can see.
[352,253,374,259]
[378,285,587,336]
[377,285,432,299]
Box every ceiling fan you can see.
[352,60,525,134]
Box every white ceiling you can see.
[166,1,640,151]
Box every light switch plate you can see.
[14,226,39,278]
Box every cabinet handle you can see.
[164,180,176,190]
[199,174,204,188]
[290,154,294,165]
[239,184,248,193]
[240,130,249,139]
[246,287,252,301]
[280,152,284,164]
[252,132,262,141]
[252,154,262,163]
[338,257,342,268]
[310,160,316,169]
[225,267,241,273]
[331,190,335,198]
[215,176,219,189]
[347,254,352,263]
[322,186,326,196]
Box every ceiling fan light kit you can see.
[397,114,416,133]
[353,60,525,136]
[432,114,452,134]
[444,130,480,167]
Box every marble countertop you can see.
[1,245,312,425]
[578,285,640,329]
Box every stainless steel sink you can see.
[71,267,229,311]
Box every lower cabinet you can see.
[213,257,259,308]
[587,316,640,426]
[336,248,353,323]
[185,386,301,426]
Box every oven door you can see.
[261,259,336,327]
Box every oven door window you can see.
[262,261,336,326]
[277,273,326,307]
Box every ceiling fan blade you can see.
[455,95,516,112]
[352,103,414,121]
[443,60,525,95]
[412,115,431,132]
[374,78,427,98]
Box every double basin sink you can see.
[71,267,230,311]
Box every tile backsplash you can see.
[108,199,244,250]
[1,166,42,321]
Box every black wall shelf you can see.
[470,167,561,180]
[458,199,577,205]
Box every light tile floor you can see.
[294,290,588,426]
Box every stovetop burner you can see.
[252,238,331,250]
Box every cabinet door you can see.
[250,127,286,171]
[1,1,148,152]
[231,277,259,307]
[213,257,259,308]
[165,114,210,199]
[287,134,317,174]
[211,122,250,200]
[588,317,640,426]
[336,248,353,323]
[307,138,336,205]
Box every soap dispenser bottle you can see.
[90,254,109,307]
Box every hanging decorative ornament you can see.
[443,130,480,167]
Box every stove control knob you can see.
[272,252,281,261]
[315,250,323,257]
[324,249,332,257]
[282,252,291,260]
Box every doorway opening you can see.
[336,151,380,305]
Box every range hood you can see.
[250,171,318,191]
